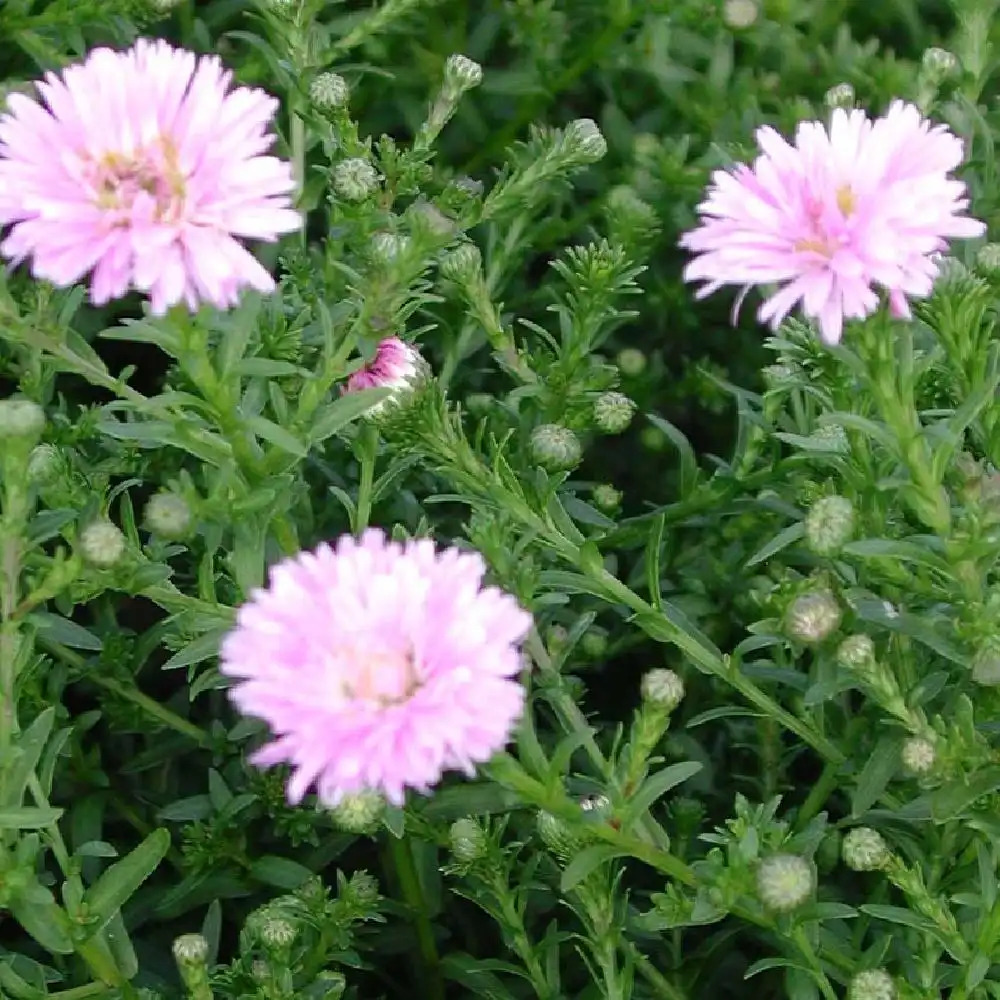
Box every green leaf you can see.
[244,415,307,458]
[0,807,63,829]
[30,612,103,651]
[930,766,1000,823]
[745,957,812,979]
[82,829,170,938]
[161,627,228,671]
[307,388,392,444]
[3,708,54,808]
[8,890,74,955]
[745,521,805,569]
[560,845,631,891]
[646,414,699,495]
[248,855,314,890]
[851,737,901,817]
[622,762,702,825]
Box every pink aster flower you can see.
[680,100,986,344]
[344,337,426,414]
[0,39,301,314]
[219,529,532,806]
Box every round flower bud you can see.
[79,520,126,569]
[27,443,61,486]
[976,243,1000,277]
[848,969,896,1000]
[579,628,608,659]
[144,492,192,540]
[371,232,410,263]
[310,72,350,111]
[616,347,647,377]
[805,495,855,556]
[756,854,815,913]
[329,790,385,834]
[149,0,183,12]
[640,425,668,452]
[593,392,636,434]
[641,668,685,712]
[785,589,842,644]
[565,118,607,162]
[842,827,891,872]
[259,915,296,952]
[265,0,296,13]
[922,47,959,81]
[837,634,875,670]
[439,242,482,284]
[444,54,483,91]
[723,0,758,29]
[824,82,856,110]
[0,398,45,440]
[172,933,209,967]
[347,870,380,905]
[972,646,1000,686]
[530,424,582,472]
[901,736,936,776]
[592,483,622,513]
[449,817,488,864]
[809,423,849,453]
[332,157,379,202]
[536,810,584,860]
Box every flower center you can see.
[338,646,421,707]
[88,137,187,224]
[793,185,856,258]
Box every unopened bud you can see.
[27,443,61,485]
[444,54,483,92]
[837,634,875,670]
[530,424,582,472]
[809,423,849,454]
[785,589,842,644]
[805,495,855,555]
[723,0,758,28]
[565,118,607,162]
[440,242,482,285]
[592,483,622,513]
[536,811,583,860]
[901,736,936,776]
[580,628,609,658]
[824,82,856,110]
[976,242,1000,278]
[144,492,192,540]
[593,392,636,434]
[371,232,410,263]
[0,398,45,440]
[79,520,126,569]
[347,870,380,905]
[848,969,896,1000]
[172,933,208,967]
[310,72,350,111]
[972,645,1000,686]
[329,790,385,834]
[616,347,647,377]
[449,817,488,864]
[842,827,891,872]
[332,157,379,202]
[641,669,685,712]
[756,854,815,913]
[921,47,959,81]
[259,915,296,952]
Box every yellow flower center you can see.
[339,647,421,707]
[90,136,187,223]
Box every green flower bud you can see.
[785,589,842,644]
[837,634,875,670]
[616,347,647,377]
[329,790,385,834]
[144,492,192,540]
[439,242,482,284]
[842,827,891,872]
[593,392,636,434]
[449,817,488,864]
[529,423,582,472]
[346,870,380,906]
[79,520,126,569]
[565,118,607,162]
[310,72,350,112]
[640,668,685,712]
[592,483,622,513]
[805,495,855,555]
[824,82,856,110]
[259,915,296,953]
[149,0,183,12]
[332,157,379,202]
[536,810,584,860]
[976,242,1000,278]
[921,47,959,81]
[756,854,815,913]
[848,969,896,1000]
[723,0,758,28]
[371,232,410,263]
[901,736,936,776]
[972,645,1000,686]
[0,398,45,440]
[580,628,609,659]
[640,425,668,452]
[172,932,208,966]
[26,443,61,485]
[444,54,483,92]
[808,423,849,454]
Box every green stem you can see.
[630,944,689,1000]
[794,759,842,831]
[353,423,379,532]
[290,109,307,246]
[50,985,115,1000]
[38,638,211,748]
[386,834,445,1000]
[791,926,838,1000]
